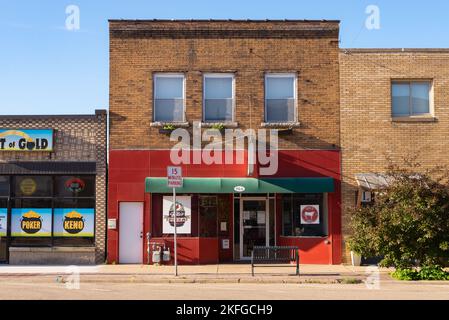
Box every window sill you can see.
[261,122,301,129]
[391,116,437,123]
[200,122,239,128]
[150,121,190,128]
[279,235,328,239]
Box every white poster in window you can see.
[162,196,191,234]
[257,211,266,224]
[300,205,320,225]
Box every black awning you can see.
[0,161,96,175]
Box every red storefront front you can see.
[107,149,341,265]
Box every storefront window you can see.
[0,176,9,196]
[6,175,97,247]
[55,176,95,197]
[281,194,328,237]
[199,196,217,237]
[13,176,52,197]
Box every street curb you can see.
[0,274,361,285]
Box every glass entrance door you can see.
[240,198,268,259]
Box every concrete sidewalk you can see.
[0,264,393,284]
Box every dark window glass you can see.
[55,176,95,197]
[0,176,9,196]
[54,198,95,209]
[199,196,217,237]
[282,193,327,237]
[13,176,52,197]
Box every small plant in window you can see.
[159,124,176,134]
[211,123,225,131]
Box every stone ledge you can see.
[391,116,437,123]
[200,122,239,128]
[260,122,301,128]
[149,121,190,128]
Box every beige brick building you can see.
[340,49,449,262]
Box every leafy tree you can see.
[348,158,449,269]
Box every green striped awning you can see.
[145,177,334,194]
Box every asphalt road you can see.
[1,278,449,300]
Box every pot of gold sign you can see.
[20,211,42,234]
[63,211,85,234]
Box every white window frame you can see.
[153,73,186,123]
[203,73,235,123]
[264,73,298,123]
[391,79,434,118]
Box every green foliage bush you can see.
[392,266,449,281]
[348,159,449,271]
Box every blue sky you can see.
[1,0,448,115]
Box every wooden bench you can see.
[251,246,299,276]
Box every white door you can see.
[119,202,144,264]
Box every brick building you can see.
[108,20,342,265]
[0,110,107,264]
[340,49,449,262]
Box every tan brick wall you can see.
[0,112,107,263]
[340,49,449,262]
[109,20,340,151]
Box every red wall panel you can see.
[108,149,342,265]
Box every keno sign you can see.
[167,166,183,188]
[300,205,320,225]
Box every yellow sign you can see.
[20,178,37,196]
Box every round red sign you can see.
[301,205,319,223]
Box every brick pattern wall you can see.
[109,20,341,151]
[0,111,108,263]
[340,49,449,262]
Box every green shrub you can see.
[392,266,449,281]
[348,159,449,269]
[391,269,420,281]
[419,266,449,280]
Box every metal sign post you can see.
[167,166,182,276]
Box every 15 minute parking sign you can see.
[167,166,183,188]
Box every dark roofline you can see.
[0,109,107,120]
[108,19,340,23]
[341,48,449,53]
[109,20,339,39]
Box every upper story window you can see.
[203,74,234,122]
[392,81,432,117]
[153,74,185,122]
[265,74,297,123]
